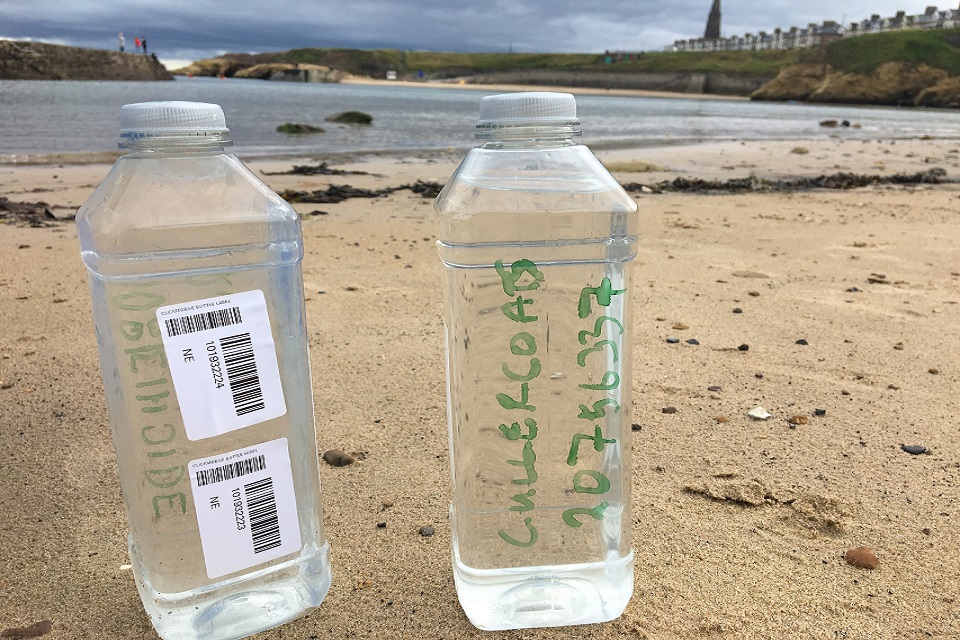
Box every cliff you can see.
[234,63,347,83]
[751,62,956,106]
[173,49,782,95]
[752,29,960,107]
[171,53,275,78]
[172,50,395,80]
[0,40,173,80]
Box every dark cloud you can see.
[0,0,938,63]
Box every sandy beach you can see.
[1,135,959,639]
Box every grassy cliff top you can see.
[189,30,960,80]
[272,47,798,77]
[805,28,960,74]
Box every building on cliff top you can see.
[667,4,960,52]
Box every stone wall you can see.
[467,70,772,96]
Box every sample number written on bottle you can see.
[565,278,626,528]
[491,259,624,548]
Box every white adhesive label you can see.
[157,290,286,441]
[188,438,302,579]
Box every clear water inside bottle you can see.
[79,149,330,640]
[437,143,639,630]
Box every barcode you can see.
[165,307,242,337]
[245,477,281,554]
[195,454,266,487]
[220,333,265,416]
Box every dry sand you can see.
[1,137,959,639]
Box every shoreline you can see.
[6,132,960,167]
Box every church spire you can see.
[704,0,721,39]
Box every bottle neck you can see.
[476,121,581,149]
[120,132,232,156]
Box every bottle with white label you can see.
[435,93,638,630]
[77,102,331,640]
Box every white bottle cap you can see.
[477,92,578,124]
[119,101,229,138]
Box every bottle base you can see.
[452,548,634,631]
[130,537,331,640]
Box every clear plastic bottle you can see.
[435,92,638,630]
[77,102,331,640]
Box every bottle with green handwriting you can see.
[435,92,638,630]
[77,102,330,640]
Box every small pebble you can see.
[0,382,13,390]
[686,339,700,345]
[673,323,689,330]
[322,449,356,467]
[666,338,680,344]
[732,307,743,314]
[846,287,861,292]
[795,339,809,345]
[787,415,808,426]
[317,289,326,294]
[345,286,359,291]
[738,344,749,351]
[715,415,728,424]
[893,342,904,351]
[376,522,387,529]
[747,406,772,420]
[381,499,395,509]
[661,406,677,414]
[419,526,435,537]
[845,546,879,570]
[901,444,927,455]
[17,244,30,249]
[814,409,827,417]
[707,385,722,392]
[748,291,760,297]
[631,423,642,431]
[928,368,940,375]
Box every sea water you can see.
[5,78,960,162]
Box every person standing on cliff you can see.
[141,37,148,54]
[118,32,125,52]
[134,36,141,52]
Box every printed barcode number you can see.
[245,477,282,554]
[195,454,266,487]
[220,333,266,416]
[165,307,242,337]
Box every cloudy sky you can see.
[0,1,943,68]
